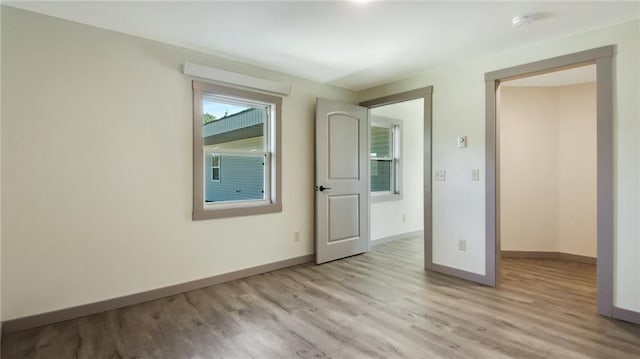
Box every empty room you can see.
[1,1,639,358]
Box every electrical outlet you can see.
[458,239,467,251]
[434,170,446,181]
[294,231,301,242]
[472,169,480,181]
[402,214,406,222]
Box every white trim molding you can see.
[372,230,424,247]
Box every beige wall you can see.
[358,19,639,312]
[499,84,596,257]
[369,99,424,241]
[557,83,597,257]
[1,7,356,320]
[499,87,559,253]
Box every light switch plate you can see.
[472,169,480,181]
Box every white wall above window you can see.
[184,63,291,96]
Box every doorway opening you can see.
[314,88,432,264]
[369,99,424,245]
[498,64,598,313]
[360,88,433,265]
[485,46,614,317]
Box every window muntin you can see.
[193,81,282,220]
[370,119,401,200]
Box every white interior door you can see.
[315,99,369,264]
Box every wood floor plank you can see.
[2,236,639,358]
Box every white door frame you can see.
[360,87,433,266]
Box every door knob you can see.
[319,185,332,192]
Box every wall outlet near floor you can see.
[458,239,467,251]
[294,231,301,242]
[434,170,446,181]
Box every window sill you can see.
[193,202,282,220]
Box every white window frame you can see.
[211,154,221,182]
[193,81,282,220]
[370,116,402,202]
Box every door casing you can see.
[485,46,616,317]
[360,87,434,270]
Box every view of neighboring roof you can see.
[203,108,265,145]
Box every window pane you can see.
[371,126,391,158]
[194,81,282,220]
[203,98,266,151]
[371,160,392,192]
[205,153,264,203]
[202,96,268,204]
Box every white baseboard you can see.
[371,230,424,247]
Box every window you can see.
[193,81,282,220]
[370,117,401,201]
[211,155,220,182]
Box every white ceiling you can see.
[5,1,639,91]
[501,64,596,87]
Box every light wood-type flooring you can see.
[3,236,639,358]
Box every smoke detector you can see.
[512,15,534,27]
